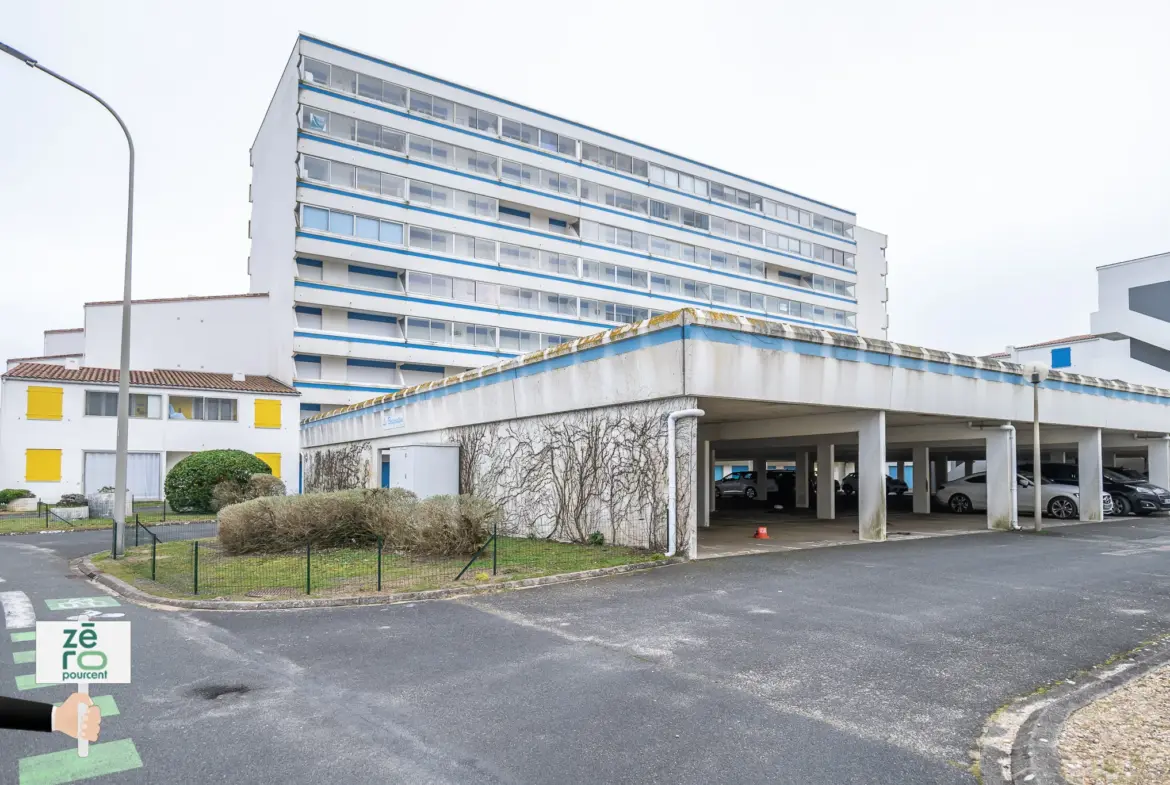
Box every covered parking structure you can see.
[301,309,1170,559]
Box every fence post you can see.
[305,543,312,595]
[151,535,157,581]
[492,521,498,576]
[162,502,166,523]
[193,541,199,595]
[377,538,383,592]
[134,514,139,547]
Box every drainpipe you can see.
[967,422,1021,530]
[666,408,705,558]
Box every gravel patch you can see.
[1059,664,1170,784]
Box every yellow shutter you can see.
[254,399,281,429]
[26,449,62,482]
[27,386,64,421]
[256,453,281,478]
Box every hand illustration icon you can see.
[54,692,101,742]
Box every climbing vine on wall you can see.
[303,442,370,493]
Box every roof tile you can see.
[2,362,298,395]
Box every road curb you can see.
[1010,637,1170,785]
[74,554,685,611]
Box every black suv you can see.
[1019,462,1170,516]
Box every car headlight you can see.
[1136,487,1156,496]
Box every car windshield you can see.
[1104,468,1135,483]
[1113,468,1144,480]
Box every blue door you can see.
[381,459,390,488]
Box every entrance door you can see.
[84,452,162,500]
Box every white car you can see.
[935,472,1112,519]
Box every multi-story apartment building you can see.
[250,34,890,418]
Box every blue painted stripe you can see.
[300,403,323,411]
[296,176,857,291]
[347,358,397,368]
[294,240,858,333]
[400,363,445,373]
[294,329,516,358]
[348,264,398,278]
[297,258,323,268]
[296,141,858,275]
[298,130,855,254]
[295,305,322,315]
[348,311,397,323]
[295,381,403,393]
[295,276,614,329]
[294,353,322,363]
[299,36,856,217]
[499,205,531,219]
[304,325,684,428]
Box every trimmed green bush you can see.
[57,494,88,508]
[165,450,272,513]
[0,489,33,506]
[217,488,497,557]
[211,473,287,512]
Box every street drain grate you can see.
[190,684,252,700]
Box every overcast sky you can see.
[1,0,1166,364]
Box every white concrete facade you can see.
[0,375,299,503]
[301,309,1170,556]
[250,34,890,421]
[991,252,1170,389]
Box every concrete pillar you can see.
[794,451,810,508]
[895,460,905,483]
[698,439,710,527]
[708,445,717,514]
[963,459,975,476]
[857,411,887,541]
[1078,429,1105,522]
[912,446,931,514]
[931,456,948,492]
[985,428,1017,530]
[816,441,836,520]
[752,463,768,502]
[1148,437,1170,491]
[1104,451,1117,469]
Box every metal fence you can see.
[118,521,659,600]
[0,500,199,535]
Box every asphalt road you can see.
[1,518,1169,784]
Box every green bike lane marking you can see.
[15,673,54,691]
[12,630,36,642]
[13,649,35,664]
[43,597,120,611]
[18,739,142,785]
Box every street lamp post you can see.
[1,41,134,556]
[1024,363,1048,531]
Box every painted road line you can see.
[13,649,36,664]
[15,673,53,691]
[44,597,120,611]
[18,738,143,785]
[1,590,36,628]
[54,695,119,718]
[12,630,37,642]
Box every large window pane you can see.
[356,120,380,147]
[303,58,330,85]
[379,220,403,245]
[330,162,355,189]
[378,128,406,153]
[356,167,380,193]
[383,82,407,107]
[330,66,357,94]
[304,156,328,182]
[356,216,379,240]
[328,211,353,235]
[303,107,329,134]
[357,74,383,101]
[303,206,329,231]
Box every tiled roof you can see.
[84,293,268,307]
[6,353,83,362]
[2,363,298,395]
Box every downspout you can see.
[966,422,1021,530]
[666,408,706,558]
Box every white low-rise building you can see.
[0,362,299,502]
[0,293,299,503]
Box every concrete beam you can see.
[912,446,931,514]
[857,412,887,541]
[705,411,874,442]
[1078,429,1105,522]
[931,455,948,492]
[816,441,836,520]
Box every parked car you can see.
[714,470,780,500]
[1109,466,1149,482]
[1019,462,1170,516]
[935,472,1109,519]
[839,472,908,496]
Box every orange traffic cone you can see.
[753,526,770,539]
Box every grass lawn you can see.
[94,536,661,601]
[0,511,211,535]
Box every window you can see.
[581,143,648,177]
[582,181,649,215]
[500,160,578,196]
[299,107,406,153]
[454,102,498,133]
[304,156,406,201]
[406,317,450,344]
[650,164,709,197]
[26,386,63,420]
[84,391,161,419]
[168,396,237,422]
[302,57,330,86]
[498,329,541,352]
[499,242,539,269]
[452,323,496,348]
[410,89,454,123]
[502,118,577,156]
[25,449,61,483]
[254,399,281,429]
